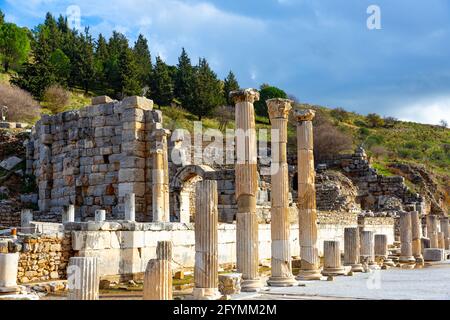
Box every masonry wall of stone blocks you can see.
[27,96,165,222]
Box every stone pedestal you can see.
[151,129,171,223]
[95,210,106,222]
[411,211,424,263]
[295,109,322,281]
[193,180,221,300]
[20,209,33,231]
[62,205,75,223]
[124,193,136,221]
[344,228,364,272]
[360,231,376,265]
[399,212,416,268]
[424,248,445,262]
[440,217,449,250]
[67,257,99,300]
[231,89,263,292]
[427,215,439,248]
[0,253,20,294]
[266,98,297,287]
[143,241,172,300]
[322,241,346,276]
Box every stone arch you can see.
[170,165,216,223]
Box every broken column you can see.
[20,209,33,231]
[399,211,416,268]
[231,89,262,292]
[295,109,322,280]
[360,231,375,265]
[440,217,449,250]
[427,215,439,248]
[411,211,424,263]
[151,128,171,223]
[374,234,395,267]
[266,98,297,287]
[95,210,106,222]
[193,180,220,300]
[322,241,346,276]
[124,193,136,221]
[67,257,99,300]
[62,204,75,223]
[0,253,20,294]
[143,241,173,300]
[344,227,364,272]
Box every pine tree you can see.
[175,48,194,110]
[191,58,223,120]
[223,71,240,106]
[0,23,31,72]
[106,31,129,95]
[94,34,109,91]
[117,47,141,98]
[76,28,95,94]
[151,56,174,108]
[133,34,152,89]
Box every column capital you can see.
[230,88,260,104]
[295,109,315,122]
[266,98,293,120]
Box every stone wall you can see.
[358,216,396,244]
[27,96,166,222]
[0,200,21,227]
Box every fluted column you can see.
[322,241,346,276]
[360,231,375,265]
[151,129,171,222]
[399,211,416,268]
[411,211,424,263]
[67,257,99,300]
[193,180,220,300]
[295,109,321,280]
[231,89,262,292]
[440,217,449,250]
[124,193,136,221]
[344,228,364,272]
[143,241,172,300]
[266,98,297,287]
[374,234,395,267]
[427,215,439,248]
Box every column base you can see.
[241,279,263,292]
[295,269,322,281]
[399,256,416,264]
[415,255,424,264]
[349,264,364,272]
[382,258,396,267]
[267,276,298,287]
[321,267,347,277]
[192,288,222,300]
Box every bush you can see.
[0,83,40,123]
[365,135,384,148]
[370,145,389,159]
[366,113,385,128]
[42,85,70,114]
[314,121,353,162]
[358,127,370,137]
[330,107,350,122]
[354,119,367,127]
[383,116,398,128]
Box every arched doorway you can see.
[170,165,216,223]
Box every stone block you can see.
[122,96,154,110]
[423,248,445,262]
[72,231,112,250]
[119,231,145,248]
[92,96,114,105]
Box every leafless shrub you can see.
[370,145,389,159]
[214,105,234,131]
[313,122,353,161]
[42,85,70,114]
[0,83,41,123]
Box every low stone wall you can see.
[11,233,73,284]
[0,200,22,227]
[359,216,395,244]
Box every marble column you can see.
[67,257,99,300]
[193,180,221,300]
[427,215,439,248]
[62,204,75,223]
[344,228,364,272]
[20,209,33,231]
[440,217,449,250]
[411,211,424,263]
[322,241,346,276]
[360,231,375,265]
[266,98,297,287]
[143,241,173,300]
[438,232,445,249]
[399,211,416,268]
[374,234,395,267]
[231,89,262,292]
[0,253,20,293]
[151,128,171,223]
[295,109,322,280]
[95,210,106,222]
[124,193,136,221]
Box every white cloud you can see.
[391,95,450,125]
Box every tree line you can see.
[0,11,242,120]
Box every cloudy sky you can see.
[1,0,450,125]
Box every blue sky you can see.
[1,0,450,125]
